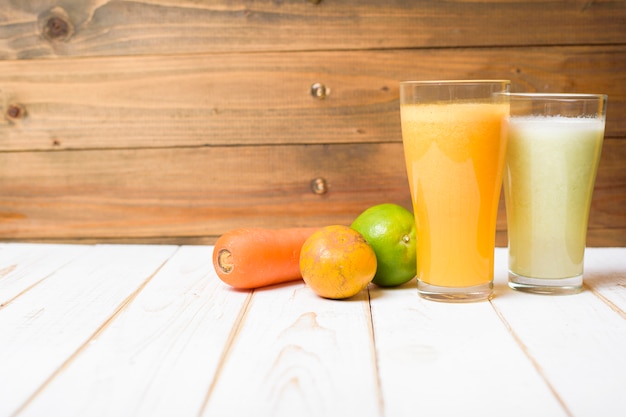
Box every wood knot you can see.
[39,7,74,42]
[6,104,26,121]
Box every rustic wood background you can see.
[0,0,625,245]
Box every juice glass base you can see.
[417,280,493,303]
[508,271,583,295]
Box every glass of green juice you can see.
[503,93,608,294]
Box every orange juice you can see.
[401,102,508,288]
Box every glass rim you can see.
[501,92,608,101]
[400,79,510,86]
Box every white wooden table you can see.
[1,244,624,417]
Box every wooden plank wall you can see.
[0,0,625,246]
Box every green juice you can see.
[504,116,604,280]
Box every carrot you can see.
[212,227,319,289]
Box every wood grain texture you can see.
[583,247,626,316]
[1,46,625,151]
[202,279,381,417]
[488,247,626,416]
[369,279,568,417]
[0,1,624,245]
[0,243,89,307]
[3,245,625,416]
[0,244,177,417]
[1,140,623,245]
[0,143,412,239]
[19,246,252,417]
[490,274,626,416]
[0,0,624,59]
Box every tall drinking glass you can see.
[504,93,607,294]
[399,80,510,302]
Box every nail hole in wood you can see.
[311,83,329,99]
[311,178,328,195]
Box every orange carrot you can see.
[212,227,319,289]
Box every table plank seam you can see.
[583,283,626,320]
[489,301,575,417]
[2,246,624,417]
[366,287,386,417]
[0,246,94,310]
[1,273,50,311]
[14,246,182,416]
[199,289,254,415]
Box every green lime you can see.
[351,203,417,287]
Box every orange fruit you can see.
[351,203,417,287]
[299,225,377,299]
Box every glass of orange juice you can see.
[399,80,510,302]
